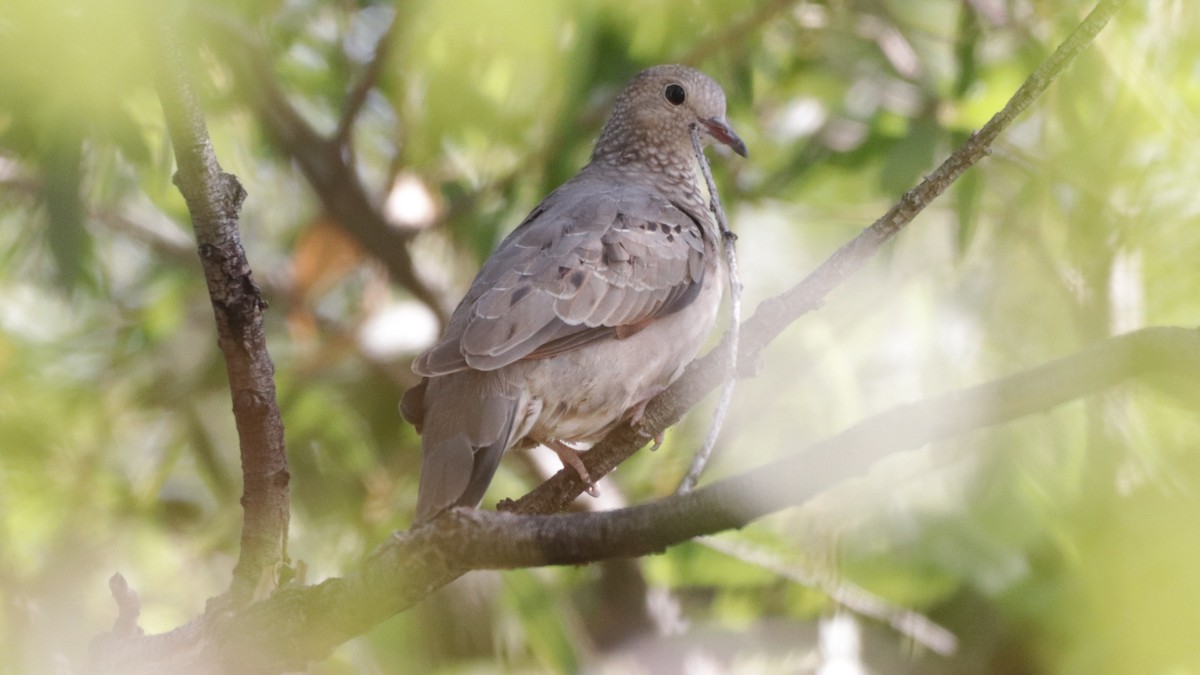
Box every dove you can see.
[402,64,746,525]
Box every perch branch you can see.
[152,15,290,604]
[211,325,1198,669]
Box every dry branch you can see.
[152,14,290,605]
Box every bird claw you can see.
[629,400,650,428]
[629,396,665,451]
[547,440,600,498]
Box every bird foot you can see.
[628,389,667,451]
[547,441,600,497]
[629,401,650,427]
[628,393,665,450]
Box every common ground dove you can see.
[402,64,746,525]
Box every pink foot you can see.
[629,393,665,450]
[547,441,600,497]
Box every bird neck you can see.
[586,139,708,213]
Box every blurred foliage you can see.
[1,0,1199,673]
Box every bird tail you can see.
[407,371,522,526]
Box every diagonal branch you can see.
[502,0,1130,515]
[695,535,958,656]
[211,325,1200,668]
[734,0,1126,360]
[151,13,290,605]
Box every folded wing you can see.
[414,182,711,376]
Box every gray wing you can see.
[413,181,712,376]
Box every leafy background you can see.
[1,0,1199,673]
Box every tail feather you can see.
[409,371,521,526]
[413,435,475,525]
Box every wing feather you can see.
[413,179,713,377]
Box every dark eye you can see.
[664,83,686,106]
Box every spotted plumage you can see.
[402,64,746,525]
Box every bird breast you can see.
[508,250,725,447]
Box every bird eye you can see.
[664,83,686,106]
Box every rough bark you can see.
[152,14,291,605]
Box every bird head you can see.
[592,64,748,168]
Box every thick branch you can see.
[212,326,1200,668]
[152,17,290,604]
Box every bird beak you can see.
[700,116,748,158]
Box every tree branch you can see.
[152,14,290,605]
[695,535,958,656]
[210,325,1200,669]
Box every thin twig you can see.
[677,127,741,494]
[696,536,958,656]
[734,0,1130,361]
[107,574,143,638]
